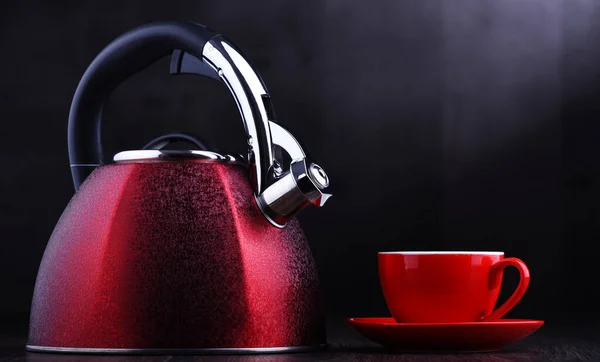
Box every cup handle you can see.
[480,257,530,321]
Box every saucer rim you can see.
[347,317,544,327]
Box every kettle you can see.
[27,21,331,354]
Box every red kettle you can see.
[27,21,332,354]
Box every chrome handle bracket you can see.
[198,37,332,227]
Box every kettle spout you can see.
[256,159,331,228]
[253,121,332,228]
[315,193,332,207]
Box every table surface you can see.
[1,321,599,361]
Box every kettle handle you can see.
[68,21,275,192]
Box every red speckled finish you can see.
[28,162,325,350]
[379,252,530,323]
[347,318,544,352]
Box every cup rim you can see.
[378,251,504,255]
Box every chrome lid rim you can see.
[113,150,246,164]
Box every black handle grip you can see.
[68,21,219,190]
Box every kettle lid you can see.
[114,133,246,164]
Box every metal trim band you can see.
[113,150,246,164]
[26,344,327,355]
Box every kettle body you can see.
[27,21,332,354]
[28,162,325,351]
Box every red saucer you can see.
[347,317,543,352]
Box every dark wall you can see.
[1,0,600,334]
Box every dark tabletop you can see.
[1,321,599,362]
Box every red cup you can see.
[378,252,530,323]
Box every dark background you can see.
[1,0,599,337]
